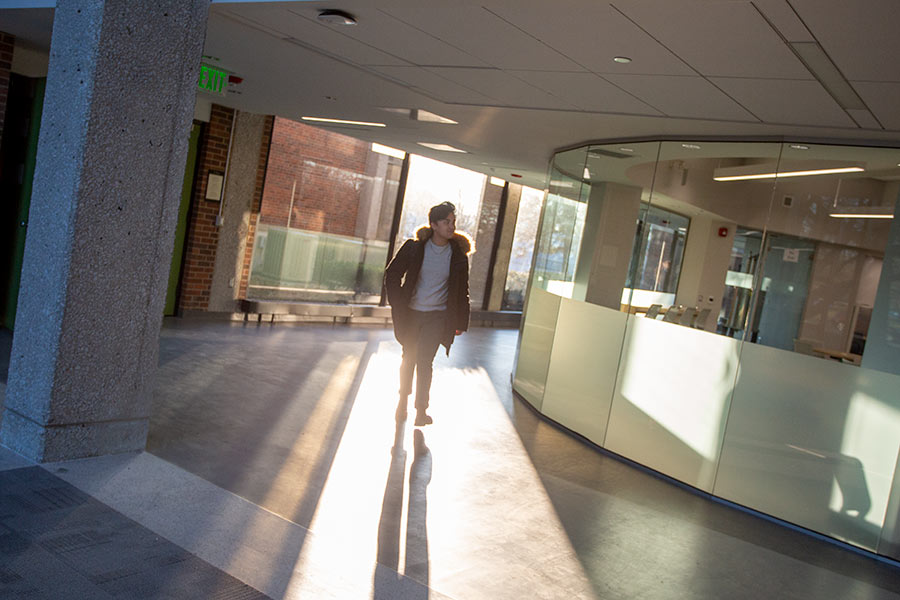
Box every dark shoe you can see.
[414,412,433,426]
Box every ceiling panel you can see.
[368,66,501,106]
[488,0,695,76]
[751,0,814,42]
[507,71,662,115]
[788,0,900,83]
[217,6,409,67]
[613,1,813,79]
[602,74,758,121]
[426,67,580,110]
[709,78,855,128]
[377,3,585,71]
[266,3,489,68]
[853,83,900,130]
[202,12,436,122]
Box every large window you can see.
[502,185,543,311]
[247,119,402,303]
[394,154,486,249]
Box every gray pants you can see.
[399,309,447,411]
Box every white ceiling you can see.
[4,0,900,189]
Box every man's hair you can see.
[428,201,456,225]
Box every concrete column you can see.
[573,182,642,309]
[208,111,267,313]
[0,0,209,462]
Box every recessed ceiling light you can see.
[583,167,591,179]
[302,116,385,127]
[417,142,467,153]
[317,9,357,25]
[613,56,632,64]
[790,144,809,150]
[682,143,701,150]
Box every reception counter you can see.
[513,288,900,559]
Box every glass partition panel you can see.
[716,142,900,553]
[517,137,900,557]
[533,147,590,299]
[605,141,783,491]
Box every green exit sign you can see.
[198,64,227,96]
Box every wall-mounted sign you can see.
[198,64,228,97]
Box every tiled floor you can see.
[2,320,900,599]
[0,465,270,599]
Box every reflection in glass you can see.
[625,204,689,303]
[532,149,590,299]
[718,228,762,337]
[533,192,587,298]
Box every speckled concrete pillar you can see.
[0,0,210,462]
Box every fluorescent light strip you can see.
[829,213,894,219]
[714,167,864,182]
[302,116,385,127]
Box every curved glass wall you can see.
[514,140,900,560]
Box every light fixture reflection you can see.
[829,213,894,219]
[714,166,864,181]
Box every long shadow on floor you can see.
[373,426,432,599]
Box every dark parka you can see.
[384,226,473,355]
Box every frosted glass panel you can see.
[541,299,627,446]
[605,317,742,491]
[715,342,900,551]
[513,287,561,409]
[880,451,900,559]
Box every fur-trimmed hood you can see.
[414,225,475,255]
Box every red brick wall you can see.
[0,33,14,142]
[178,104,234,311]
[259,117,369,236]
[238,114,274,300]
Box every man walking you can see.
[385,201,473,426]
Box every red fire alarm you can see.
[718,227,729,237]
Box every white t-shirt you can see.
[409,239,451,311]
